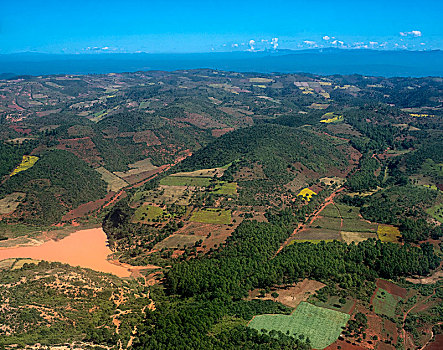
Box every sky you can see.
[1,0,442,54]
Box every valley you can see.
[0,69,442,349]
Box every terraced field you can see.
[249,302,350,349]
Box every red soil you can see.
[425,334,443,350]
[375,279,408,299]
[62,192,116,221]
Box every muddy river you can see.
[0,228,132,277]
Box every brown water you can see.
[0,228,132,277]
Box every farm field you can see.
[310,216,342,231]
[114,158,158,178]
[248,302,350,349]
[190,208,231,225]
[133,205,164,222]
[160,176,211,187]
[372,288,401,318]
[377,224,401,243]
[96,166,128,192]
[9,155,39,176]
[341,231,377,244]
[213,182,237,195]
[292,228,342,242]
[154,234,202,250]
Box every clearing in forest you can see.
[248,302,350,349]
[190,208,231,225]
[427,203,443,223]
[0,192,25,215]
[377,224,401,243]
[9,155,39,176]
[371,288,401,318]
[133,205,164,223]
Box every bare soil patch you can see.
[0,192,25,215]
[249,279,326,309]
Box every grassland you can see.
[248,302,350,349]
[426,204,443,223]
[160,176,211,187]
[190,208,231,225]
[377,224,401,243]
[372,288,400,318]
[9,155,39,176]
[133,205,164,222]
[298,188,317,201]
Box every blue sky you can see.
[1,0,442,53]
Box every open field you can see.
[312,295,355,314]
[114,158,158,178]
[248,302,350,349]
[96,166,128,192]
[341,231,377,243]
[372,288,400,318]
[377,224,401,243]
[9,155,39,176]
[249,279,326,308]
[426,203,443,223]
[154,234,202,250]
[292,228,342,242]
[376,279,407,299]
[310,216,342,231]
[213,182,237,195]
[341,219,377,232]
[133,205,164,222]
[190,208,231,225]
[160,176,211,187]
[0,192,25,215]
[171,166,226,178]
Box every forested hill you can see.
[177,124,352,182]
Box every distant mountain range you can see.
[1,49,442,77]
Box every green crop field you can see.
[190,208,231,225]
[310,216,342,231]
[213,182,237,195]
[133,205,164,222]
[248,302,350,349]
[160,176,211,187]
[372,288,400,318]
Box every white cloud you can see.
[232,43,239,48]
[303,40,316,45]
[369,41,378,46]
[400,30,422,37]
[248,39,256,51]
[271,37,279,49]
[322,36,330,41]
